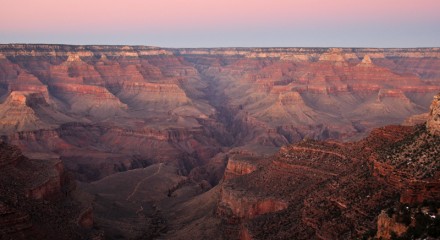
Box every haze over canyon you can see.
[0,44,439,239]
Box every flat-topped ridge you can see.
[0,44,439,58]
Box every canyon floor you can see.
[0,45,439,239]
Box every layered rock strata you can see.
[0,45,439,181]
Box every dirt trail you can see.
[126,163,163,201]
[290,146,347,160]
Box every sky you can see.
[1,0,439,48]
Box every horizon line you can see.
[1,43,440,50]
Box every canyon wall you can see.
[0,44,439,182]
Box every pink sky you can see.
[1,0,439,47]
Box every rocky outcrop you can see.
[218,185,288,220]
[402,113,428,126]
[427,93,440,135]
[376,211,408,239]
[360,54,373,65]
[0,91,54,133]
[217,152,288,224]
[224,156,257,179]
[0,89,77,138]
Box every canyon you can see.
[0,45,439,239]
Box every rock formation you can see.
[376,211,408,239]
[427,92,440,135]
[361,54,373,64]
[0,91,53,133]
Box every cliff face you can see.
[223,156,257,179]
[218,155,287,221]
